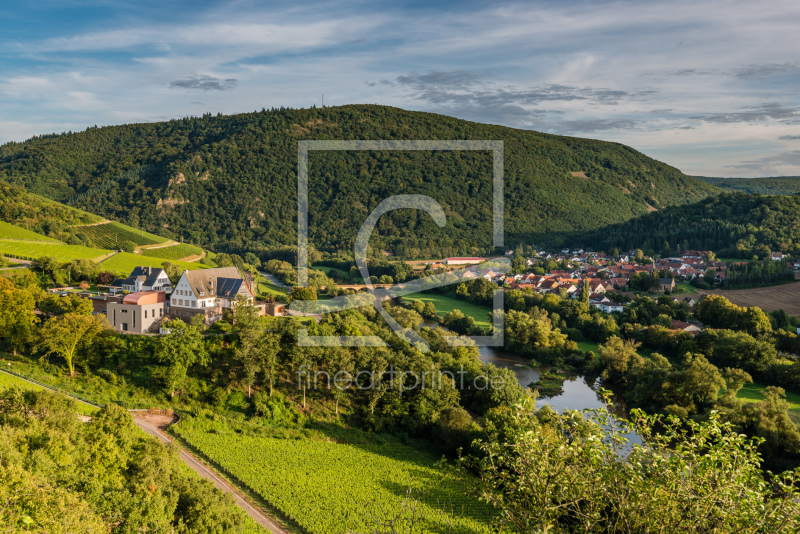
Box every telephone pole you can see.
[322,94,324,109]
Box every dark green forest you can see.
[563,192,800,258]
[696,175,800,195]
[0,105,715,258]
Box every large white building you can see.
[169,266,255,324]
[443,257,484,266]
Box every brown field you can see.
[694,281,800,316]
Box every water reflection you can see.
[423,320,638,440]
[477,344,642,446]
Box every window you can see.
[144,310,148,319]
[159,308,163,317]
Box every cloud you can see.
[727,150,800,173]
[731,63,798,79]
[170,75,237,91]
[396,70,483,89]
[558,119,640,133]
[690,103,800,124]
[779,135,800,140]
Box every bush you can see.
[432,406,475,455]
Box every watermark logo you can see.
[291,140,506,351]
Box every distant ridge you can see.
[694,176,800,196]
[0,105,717,258]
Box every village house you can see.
[111,266,173,294]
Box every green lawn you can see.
[404,292,493,333]
[737,382,800,412]
[0,370,98,415]
[675,283,699,294]
[0,221,61,242]
[256,277,289,299]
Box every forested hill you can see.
[0,105,716,258]
[567,192,800,258]
[695,176,800,195]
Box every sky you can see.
[2,0,800,177]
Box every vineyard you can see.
[73,221,168,249]
[141,243,203,261]
[0,221,61,242]
[173,417,497,534]
[100,252,208,276]
[0,240,110,262]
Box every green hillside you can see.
[0,179,210,275]
[568,192,800,258]
[695,176,800,195]
[0,105,717,258]
[0,220,60,242]
[0,180,100,242]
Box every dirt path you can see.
[96,251,119,263]
[181,250,205,262]
[70,220,111,227]
[132,417,286,534]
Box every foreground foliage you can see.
[471,401,800,533]
[0,388,267,533]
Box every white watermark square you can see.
[293,140,505,351]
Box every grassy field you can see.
[0,240,110,262]
[0,221,61,242]
[140,243,203,260]
[0,370,98,415]
[404,292,492,332]
[100,252,208,275]
[674,283,699,294]
[737,381,800,412]
[74,221,168,249]
[173,416,496,534]
[257,278,289,299]
[576,340,600,353]
[694,281,800,315]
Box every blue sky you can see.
[2,0,800,177]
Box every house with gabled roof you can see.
[112,266,173,294]
[169,266,255,324]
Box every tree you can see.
[120,240,136,253]
[38,293,94,316]
[422,301,437,319]
[580,281,590,303]
[154,318,208,397]
[468,404,800,533]
[67,258,98,283]
[290,286,317,301]
[634,249,644,262]
[0,279,38,355]
[37,313,109,376]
